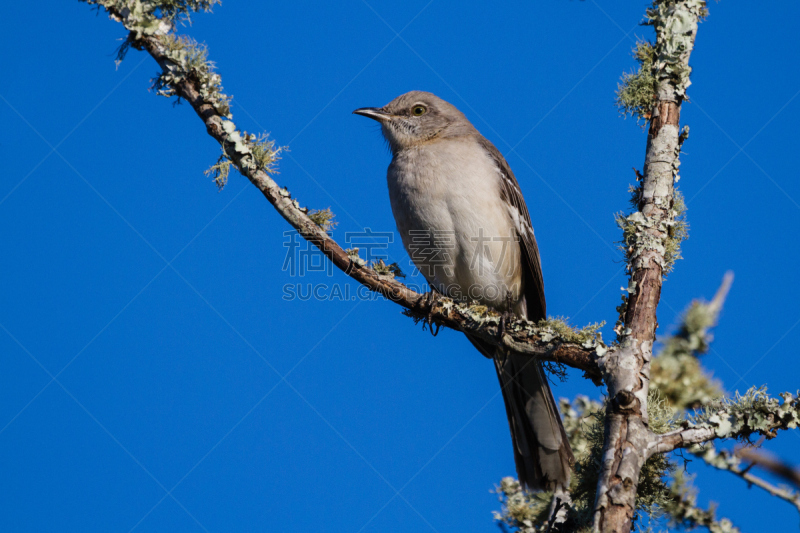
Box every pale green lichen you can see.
[83,0,289,184]
[465,303,491,317]
[645,0,707,98]
[616,2,697,281]
[663,471,741,533]
[83,0,219,64]
[622,389,677,518]
[217,122,283,178]
[652,353,721,411]
[615,210,666,270]
[664,189,689,273]
[493,477,552,532]
[494,397,602,533]
[345,248,366,267]
[307,208,337,232]
[407,302,609,359]
[84,1,244,133]
[618,0,708,120]
[147,0,220,22]
[616,40,657,124]
[250,133,283,173]
[81,0,220,25]
[650,271,729,411]
[536,318,605,348]
[204,155,231,190]
[615,187,687,277]
[82,0,171,42]
[617,0,708,117]
[560,396,605,460]
[204,131,281,190]
[661,294,719,359]
[494,392,678,532]
[152,33,232,118]
[649,387,679,434]
[371,259,405,279]
[687,388,800,441]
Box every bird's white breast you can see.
[387,138,522,308]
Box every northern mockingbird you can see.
[354,91,574,493]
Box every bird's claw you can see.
[498,290,516,340]
[418,290,442,336]
[498,310,511,340]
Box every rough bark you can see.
[592,3,703,532]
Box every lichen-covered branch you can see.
[663,471,741,533]
[659,272,732,361]
[687,444,800,514]
[79,0,606,379]
[494,393,681,532]
[651,273,731,410]
[593,2,706,532]
[494,393,752,532]
[653,388,800,454]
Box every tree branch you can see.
[686,444,800,514]
[593,2,706,531]
[650,273,731,410]
[79,0,607,380]
[736,448,800,491]
[652,389,800,454]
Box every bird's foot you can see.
[498,291,516,340]
[418,290,442,337]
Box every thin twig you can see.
[737,448,800,491]
[691,444,800,514]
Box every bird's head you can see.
[353,91,473,152]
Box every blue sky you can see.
[1,1,799,531]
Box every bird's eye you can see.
[411,105,427,116]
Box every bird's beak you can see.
[352,107,391,122]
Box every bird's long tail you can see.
[493,351,574,492]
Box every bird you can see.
[353,91,574,495]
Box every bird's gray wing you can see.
[468,136,573,491]
[474,135,546,322]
